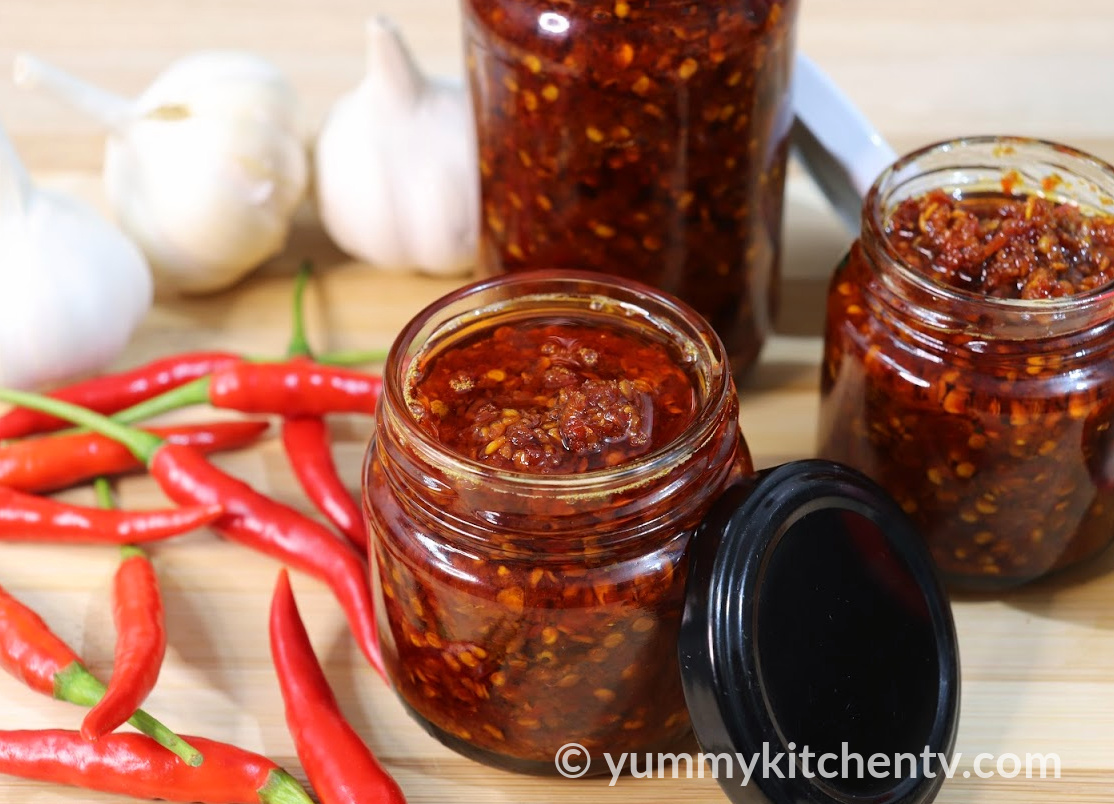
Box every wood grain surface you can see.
[1,1,1113,801]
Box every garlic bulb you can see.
[14,52,308,295]
[0,119,151,389]
[315,16,479,276]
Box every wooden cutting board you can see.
[0,173,1111,804]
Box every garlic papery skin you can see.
[14,52,308,295]
[314,16,479,277]
[0,119,152,390]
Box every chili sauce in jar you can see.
[818,136,1114,588]
[363,271,748,772]
[462,0,799,375]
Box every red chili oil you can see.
[463,0,800,375]
[407,321,697,473]
[818,137,1114,588]
[364,273,748,772]
[885,189,1114,299]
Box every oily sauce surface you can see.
[408,319,697,473]
[887,189,1114,299]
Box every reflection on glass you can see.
[537,11,569,35]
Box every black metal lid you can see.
[679,460,960,804]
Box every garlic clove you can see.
[105,112,308,294]
[0,119,152,390]
[315,90,408,270]
[314,16,479,277]
[134,50,303,134]
[393,90,479,274]
[15,52,309,295]
[363,16,426,110]
[0,190,152,388]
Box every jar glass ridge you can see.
[364,271,749,772]
[819,136,1114,588]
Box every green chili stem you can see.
[287,261,314,360]
[119,543,147,560]
[93,476,115,510]
[53,662,203,767]
[315,348,388,367]
[110,376,212,427]
[250,347,386,366]
[258,769,317,804]
[0,389,160,462]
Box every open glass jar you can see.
[363,271,747,772]
[462,0,799,375]
[364,271,961,801]
[818,136,1114,588]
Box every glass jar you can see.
[363,271,748,773]
[818,136,1114,589]
[462,0,799,375]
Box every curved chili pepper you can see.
[0,583,77,696]
[281,417,369,553]
[113,363,383,425]
[0,389,387,683]
[0,351,241,439]
[0,487,222,545]
[0,730,314,803]
[270,569,406,804]
[278,263,370,553]
[0,582,201,766]
[81,546,167,740]
[152,443,386,681]
[0,420,269,493]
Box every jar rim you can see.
[380,269,735,497]
[862,135,1114,318]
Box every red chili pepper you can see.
[112,363,382,425]
[0,351,242,439]
[0,487,221,544]
[270,569,406,804]
[0,583,78,696]
[211,362,382,417]
[0,389,388,683]
[0,420,269,493]
[0,487,222,545]
[281,417,368,553]
[0,730,314,803]
[81,546,167,740]
[278,264,370,553]
[152,443,386,681]
[0,582,201,765]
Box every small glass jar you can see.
[818,136,1114,589]
[363,271,748,773]
[462,0,799,375]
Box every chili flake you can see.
[820,141,1114,587]
[463,0,799,374]
[886,190,1114,299]
[408,321,697,473]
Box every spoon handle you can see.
[791,53,897,231]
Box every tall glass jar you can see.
[363,272,748,773]
[462,0,799,375]
[818,137,1114,589]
